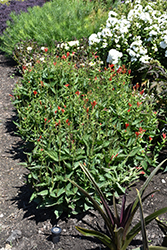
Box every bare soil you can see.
[0,51,167,250]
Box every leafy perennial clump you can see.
[11,52,167,217]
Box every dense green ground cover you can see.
[1,0,167,218]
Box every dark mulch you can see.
[0,51,167,250]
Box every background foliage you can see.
[0,0,111,56]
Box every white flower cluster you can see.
[89,0,167,65]
[107,49,123,64]
[57,40,79,50]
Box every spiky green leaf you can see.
[75,226,116,250]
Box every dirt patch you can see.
[0,51,167,250]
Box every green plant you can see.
[69,159,167,250]
[11,54,167,217]
[88,0,167,82]
[134,190,167,250]
[0,0,109,56]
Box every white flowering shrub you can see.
[89,0,167,72]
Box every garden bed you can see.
[0,51,167,250]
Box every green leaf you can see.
[37,190,49,196]
[115,182,126,194]
[133,247,167,250]
[68,178,113,235]
[54,208,63,218]
[29,192,37,202]
[126,207,167,247]
[149,247,167,250]
[155,217,167,235]
[57,188,65,197]
[133,159,167,213]
[75,226,116,250]
[114,227,124,250]
[136,189,148,250]
[122,159,167,246]
[129,147,141,157]
[45,150,59,162]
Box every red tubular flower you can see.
[128,69,131,74]
[136,83,140,89]
[117,67,122,73]
[136,166,142,170]
[86,107,89,113]
[55,120,60,126]
[33,91,37,95]
[140,89,144,95]
[128,103,132,107]
[40,100,42,105]
[115,153,118,158]
[162,133,166,139]
[140,171,145,175]
[65,84,69,87]
[94,76,97,80]
[61,54,66,59]
[53,62,57,66]
[135,132,140,137]
[37,135,42,142]
[91,100,97,109]
[66,119,69,123]
[41,81,44,86]
[127,109,131,112]
[137,101,142,107]
[22,65,27,70]
[55,110,57,114]
[44,47,48,52]
[109,64,114,68]
[75,90,80,95]
[66,52,70,57]
[61,109,65,113]
[125,123,129,128]
[44,118,47,122]
[58,106,61,110]
[139,127,146,133]
[109,77,112,81]
[149,136,153,141]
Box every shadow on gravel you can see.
[5,115,32,162]
[0,51,17,67]
[10,181,108,248]
[0,51,22,78]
